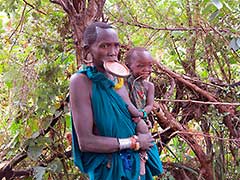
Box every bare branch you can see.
[22,0,47,15]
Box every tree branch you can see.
[22,0,47,15]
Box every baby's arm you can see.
[116,85,143,117]
[116,85,148,134]
[142,81,154,114]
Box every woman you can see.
[70,22,162,180]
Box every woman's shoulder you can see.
[70,72,87,82]
[70,72,91,89]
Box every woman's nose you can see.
[108,46,119,56]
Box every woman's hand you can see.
[137,133,154,151]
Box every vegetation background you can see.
[0,0,239,179]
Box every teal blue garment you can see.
[72,66,163,180]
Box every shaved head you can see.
[125,47,150,68]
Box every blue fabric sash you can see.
[71,66,163,180]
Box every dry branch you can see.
[154,61,239,141]
[154,103,214,180]
[50,0,106,66]
[117,19,230,33]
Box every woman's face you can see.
[89,28,120,72]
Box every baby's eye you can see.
[137,64,145,68]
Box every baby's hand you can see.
[145,119,152,129]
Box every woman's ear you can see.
[83,51,93,64]
[86,53,93,62]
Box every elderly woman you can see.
[70,22,163,180]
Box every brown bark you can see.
[50,0,106,67]
[154,103,214,180]
[154,61,239,141]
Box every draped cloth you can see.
[126,75,147,110]
[71,66,163,180]
[126,75,164,179]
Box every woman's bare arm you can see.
[70,73,154,152]
[70,73,119,153]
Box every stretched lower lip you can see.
[104,58,118,62]
[106,60,118,62]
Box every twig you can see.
[118,19,230,33]
[181,74,226,89]
[171,36,183,63]
[197,171,203,180]
[9,3,26,40]
[22,0,47,15]
[169,131,240,143]
[157,99,240,106]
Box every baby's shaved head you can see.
[125,47,150,68]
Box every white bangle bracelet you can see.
[118,138,131,150]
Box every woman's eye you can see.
[115,43,120,48]
[100,44,108,48]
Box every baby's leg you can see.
[139,150,148,175]
[135,120,149,176]
[136,119,148,134]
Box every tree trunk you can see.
[50,0,106,67]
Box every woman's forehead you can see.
[95,27,119,43]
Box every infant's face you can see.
[130,51,153,80]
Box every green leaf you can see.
[201,70,209,79]
[65,113,71,130]
[27,137,51,161]
[33,166,46,180]
[47,158,63,173]
[229,38,240,51]
[212,0,223,9]
[209,10,219,21]
[236,38,240,47]
[31,131,40,139]
[27,140,44,161]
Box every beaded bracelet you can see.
[132,135,140,151]
[139,109,147,119]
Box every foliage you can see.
[0,0,239,179]
[103,0,240,179]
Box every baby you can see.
[116,47,155,176]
